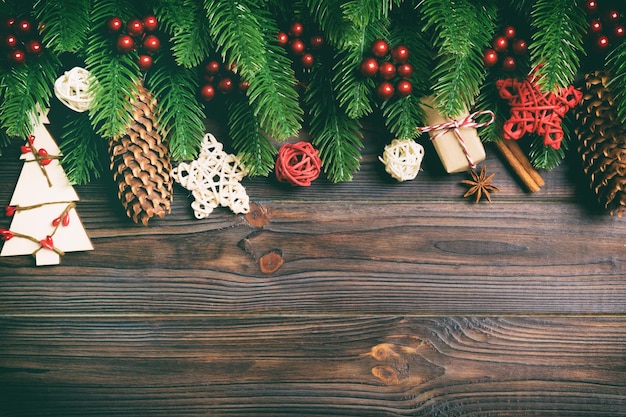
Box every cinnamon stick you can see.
[495,139,544,192]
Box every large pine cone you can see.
[109,83,173,225]
[574,70,626,216]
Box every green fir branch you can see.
[529,0,586,92]
[0,53,59,137]
[475,78,510,143]
[227,95,277,177]
[341,0,400,28]
[306,0,360,48]
[204,0,302,141]
[333,20,389,119]
[85,1,141,138]
[33,0,91,54]
[58,111,107,185]
[607,40,626,123]
[527,134,566,170]
[305,57,364,182]
[154,0,212,68]
[380,95,423,141]
[421,0,497,118]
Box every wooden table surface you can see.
[1,117,625,416]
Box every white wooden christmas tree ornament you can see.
[1,112,93,266]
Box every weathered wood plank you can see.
[1,316,624,416]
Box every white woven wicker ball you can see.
[54,67,93,113]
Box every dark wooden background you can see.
[1,116,625,416]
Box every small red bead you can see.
[615,25,625,38]
[276,31,289,46]
[289,22,304,37]
[38,148,52,165]
[26,40,43,56]
[142,35,160,53]
[17,19,31,34]
[391,44,409,64]
[589,19,602,33]
[40,235,54,250]
[607,10,621,22]
[300,53,314,68]
[116,34,134,53]
[106,16,123,33]
[20,145,31,154]
[597,35,610,49]
[512,39,528,55]
[0,229,13,241]
[378,61,396,80]
[396,63,413,79]
[585,0,598,12]
[309,35,324,50]
[289,38,306,55]
[5,206,16,217]
[1,17,15,31]
[205,60,220,74]
[483,48,498,67]
[217,77,233,94]
[137,54,153,71]
[200,84,215,101]
[376,81,394,100]
[5,34,18,49]
[395,80,413,98]
[502,56,516,72]
[143,15,158,32]
[8,49,25,65]
[492,36,508,53]
[503,26,516,40]
[359,57,379,77]
[126,18,144,37]
[239,80,250,93]
[371,39,389,58]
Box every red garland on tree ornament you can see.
[496,67,583,150]
[275,142,322,187]
[359,39,414,100]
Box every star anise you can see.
[461,165,499,203]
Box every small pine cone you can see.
[109,83,173,225]
[574,70,626,216]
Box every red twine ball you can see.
[275,142,322,186]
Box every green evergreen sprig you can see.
[58,111,107,185]
[33,0,91,54]
[227,95,277,177]
[421,0,497,118]
[203,0,302,142]
[154,0,212,68]
[529,0,586,92]
[305,56,364,182]
[306,0,360,48]
[607,39,626,123]
[146,59,206,161]
[341,0,400,28]
[0,53,59,137]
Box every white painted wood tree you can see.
[1,112,93,266]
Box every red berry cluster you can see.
[199,60,249,102]
[359,39,413,100]
[483,26,527,73]
[106,15,161,71]
[583,0,624,53]
[276,21,324,70]
[1,16,44,66]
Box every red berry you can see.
[5,34,18,49]
[1,17,15,31]
[106,16,123,33]
[126,18,144,37]
[137,54,153,71]
[1,229,14,241]
[396,62,413,79]
[142,35,160,53]
[289,22,304,37]
[607,10,621,22]
[512,39,528,55]
[200,84,215,101]
[503,26,516,40]
[17,19,31,35]
[395,80,413,98]
[585,0,598,12]
[205,60,220,74]
[26,40,43,56]
[502,56,516,72]
[371,39,389,58]
[483,48,498,67]
[597,35,610,50]
[391,44,409,63]
[239,80,250,93]
[217,77,233,94]
[376,81,394,100]
[378,61,396,80]
[301,53,314,68]
[615,25,625,39]
[310,35,324,50]
[38,148,51,165]
[290,38,305,55]
[8,49,25,65]
[359,57,378,77]
[143,15,158,32]
[589,19,602,33]
[492,36,508,53]
[116,34,134,53]
[276,31,289,46]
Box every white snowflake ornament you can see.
[173,133,250,219]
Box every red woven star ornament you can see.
[496,68,583,150]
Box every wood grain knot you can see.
[259,249,284,274]
[371,366,399,385]
[245,203,271,228]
